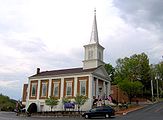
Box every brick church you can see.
[22,10,111,111]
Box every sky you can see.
[0,0,163,100]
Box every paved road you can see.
[1,102,163,120]
[115,101,163,120]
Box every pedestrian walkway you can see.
[115,105,145,116]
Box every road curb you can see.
[115,106,145,116]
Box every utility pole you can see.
[150,64,155,102]
[151,79,154,102]
[155,76,159,100]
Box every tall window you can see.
[31,83,37,97]
[40,80,49,98]
[80,80,86,96]
[64,78,74,97]
[54,83,59,96]
[77,77,89,97]
[66,82,72,96]
[41,82,47,97]
[51,79,61,98]
[30,80,38,99]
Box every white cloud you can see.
[0,80,19,89]
[112,0,163,63]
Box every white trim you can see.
[41,82,48,97]
[79,80,87,96]
[48,79,52,97]
[60,78,64,98]
[52,82,60,97]
[65,82,73,97]
[74,77,77,96]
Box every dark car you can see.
[82,106,115,119]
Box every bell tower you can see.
[83,9,105,69]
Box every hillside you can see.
[0,94,16,111]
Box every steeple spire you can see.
[90,8,99,44]
[83,9,105,69]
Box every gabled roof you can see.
[29,67,97,78]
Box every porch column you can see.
[89,75,93,99]
[103,81,106,95]
[96,78,99,99]
[107,81,111,96]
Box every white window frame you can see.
[31,83,37,97]
[79,80,87,96]
[66,81,72,97]
[53,82,59,97]
[41,82,47,97]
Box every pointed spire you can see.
[90,8,99,44]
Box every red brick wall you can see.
[111,85,148,103]
[22,84,28,102]
[111,85,129,103]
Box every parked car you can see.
[82,106,115,119]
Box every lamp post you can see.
[151,79,154,102]
[155,75,159,100]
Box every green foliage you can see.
[45,96,59,111]
[150,62,163,98]
[114,53,151,96]
[155,61,163,80]
[150,64,156,80]
[118,79,144,103]
[74,94,88,111]
[105,63,115,83]
[0,94,16,111]
[62,97,71,104]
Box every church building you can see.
[23,10,111,111]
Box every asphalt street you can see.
[115,101,163,120]
[1,102,163,120]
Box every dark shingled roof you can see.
[30,67,97,78]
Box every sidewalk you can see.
[115,105,145,116]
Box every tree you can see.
[155,61,163,80]
[156,62,163,97]
[74,94,88,111]
[45,96,59,111]
[105,63,115,84]
[114,53,151,97]
[62,97,71,104]
[150,62,163,98]
[0,94,16,111]
[138,53,151,95]
[118,79,144,103]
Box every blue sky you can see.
[0,0,163,100]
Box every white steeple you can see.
[90,9,99,44]
[83,9,105,70]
